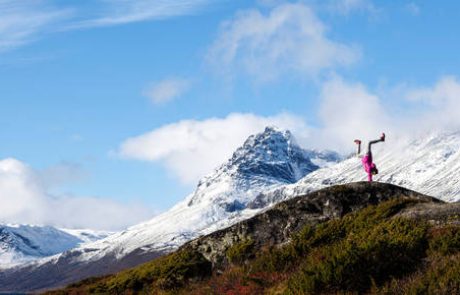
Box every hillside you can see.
[49,182,460,294]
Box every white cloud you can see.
[143,78,190,105]
[207,3,360,82]
[69,0,213,29]
[404,76,460,131]
[314,75,460,151]
[0,1,71,52]
[0,158,154,230]
[0,159,47,223]
[0,0,215,52]
[118,113,311,184]
[316,76,391,150]
[37,161,86,190]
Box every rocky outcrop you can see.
[183,181,439,269]
[398,201,460,225]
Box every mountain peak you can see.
[198,126,313,189]
[189,127,340,208]
[241,126,292,149]
[230,126,297,166]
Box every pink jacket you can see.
[362,154,375,182]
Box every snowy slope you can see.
[253,131,460,207]
[9,127,340,270]
[0,224,112,267]
[59,228,114,244]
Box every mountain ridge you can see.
[0,224,112,268]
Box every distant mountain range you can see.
[0,224,112,268]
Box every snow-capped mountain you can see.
[253,131,460,207]
[187,127,339,208]
[82,127,340,259]
[0,224,112,267]
[0,127,340,292]
[63,127,339,259]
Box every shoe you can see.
[354,139,362,145]
[380,133,386,142]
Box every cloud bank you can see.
[0,158,154,230]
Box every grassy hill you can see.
[47,183,460,294]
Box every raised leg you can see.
[367,133,385,153]
[354,139,362,156]
[367,139,382,153]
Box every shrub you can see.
[93,249,212,293]
[428,225,460,256]
[286,201,428,294]
[226,239,255,265]
[378,254,460,295]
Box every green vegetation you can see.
[428,225,460,255]
[50,198,460,295]
[98,249,211,293]
[287,217,427,293]
[51,248,211,294]
[226,238,255,265]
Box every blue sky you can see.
[1,0,460,229]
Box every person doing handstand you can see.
[354,133,385,182]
